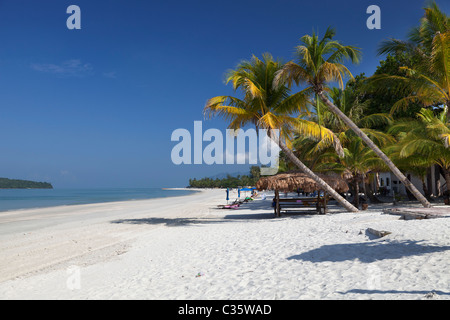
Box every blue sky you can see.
[0,0,448,188]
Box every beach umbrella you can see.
[239,187,255,198]
[238,189,240,198]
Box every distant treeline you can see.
[0,178,53,189]
[188,166,260,189]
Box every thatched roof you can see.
[256,171,349,193]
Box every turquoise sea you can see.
[0,188,198,212]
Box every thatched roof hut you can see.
[256,171,349,193]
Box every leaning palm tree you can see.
[294,86,395,205]
[275,27,432,208]
[290,86,393,172]
[316,136,384,208]
[204,53,358,212]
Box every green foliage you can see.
[0,178,53,189]
[348,54,423,120]
[368,1,450,117]
[188,166,260,188]
[199,1,450,199]
[388,107,450,171]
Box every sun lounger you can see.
[217,204,240,209]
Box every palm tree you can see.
[289,86,392,171]
[322,87,395,146]
[292,85,394,205]
[374,1,449,117]
[315,136,384,208]
[389,107,450,192]
[384,145,435,200]
[204,53,359,212]
[275,27,432,208]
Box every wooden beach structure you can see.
[256,171,349,217]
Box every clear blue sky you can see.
[0,0,448,188]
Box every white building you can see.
[378,165,446,197]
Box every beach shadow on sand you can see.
[287,240,450,263]
[111,199,341,227]
[111,212,276,227]
[337,289,450,297]
[212,198,338,217]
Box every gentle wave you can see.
[0,188,198,212]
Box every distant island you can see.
[0,178,53,189]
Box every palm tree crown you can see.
[276,26,432,208]
[204,53,309,139]
[374,1,450,115]
[204,53,359,212]
[274,27,361,94]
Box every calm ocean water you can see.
[0,188,198,212]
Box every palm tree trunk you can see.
[444,169,450,193]
[354,180,360,208]
[318,92,432,208]
[273,134,359,213]
[362,177,369,203]
[422,178,431,200]
[446,101,450,120]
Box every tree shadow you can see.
[111,217,214,227]
[214,198,345,216]
[222,212,276,220]
[337,289,450,297]
[111,212,276,227]
[287,240,450,263]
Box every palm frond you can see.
[357,113,393,128]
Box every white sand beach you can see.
[0,189,449,300]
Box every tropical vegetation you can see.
[188,166,261,188]
[197,1,450,208]
[203,52,358,212]
[0,178,53,189]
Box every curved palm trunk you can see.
[318,92,432,208]
[273,134,359,213]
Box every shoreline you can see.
[0,187,201,214]
[0,188,215,283]
[0,189,448,299]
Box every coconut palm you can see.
[322,87,394,145]
[315,136,384,208]
[384,145,435,200]
[389,107,450,191]
[275,27,432,208]
[375,1,449,116]
[204,53,358,212]
[289,86,393,171]
[292,86,394,204]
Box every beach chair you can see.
[217,199,241,209]
[217,203,240,209]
